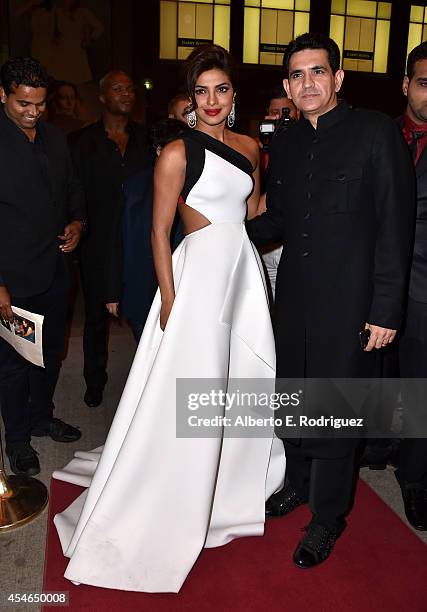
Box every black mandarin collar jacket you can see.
[248,101,415,378]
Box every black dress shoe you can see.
[31,418,81,443]
[359,440,400,470]
[6,442,40,476]
[293,524,339,569]
[84,388,103,407]
[265,484,307,518]
[401,487,427,531]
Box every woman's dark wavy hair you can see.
[1,57,49,96]
[283,33,341,78]
[183,44,237,113]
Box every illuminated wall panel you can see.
[160,1,178,59]
[160,0,230,60]
[330,0,391,73]
[243,0,311,65]
[407,5,427,63]
[213,5,230,49]
[243,7,260,63]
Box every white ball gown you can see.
[53,129,286,593]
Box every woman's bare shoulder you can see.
[159,138,186,157]
[157,139,187,169]
[231,131,258,148]
[227,131,259,167]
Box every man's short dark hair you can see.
[167,93,188,116]
[268,85,288,102]
[283,33,341,78]
[407,42,427,80]
[0,57,49,96]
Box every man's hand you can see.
[106,302,119,317]
[364,323,397,351]
[257,193,267,216]
[0,285,13,321]
[58,220,83,253]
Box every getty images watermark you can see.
[186,388,363,429]
[176,378,427,438]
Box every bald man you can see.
[70,71,151,407]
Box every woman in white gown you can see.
[53,44,286,593]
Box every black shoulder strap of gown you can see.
[185,130,253,176]
[181,133,205,201]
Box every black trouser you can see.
[284,440,356,534]
[0,256,70,445]
[397,297,427,488]
[127,318,144,343]
[80,268,109,393]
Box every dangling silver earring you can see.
[187,110,197,129]
[227,99,235,128]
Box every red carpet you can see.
[43,479,427,612]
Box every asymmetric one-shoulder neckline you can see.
[184,129,254,176]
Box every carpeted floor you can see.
[43,478,427,611]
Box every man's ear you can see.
[334,69,345,93]
[283,78,291,99]
[99,93,105,105]
[0,86,6,104]
[402,75,409,97]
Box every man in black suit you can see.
[0,57,84,476]
[248,34,415,567]
[70,70,151,408]
[393,42,427,531]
